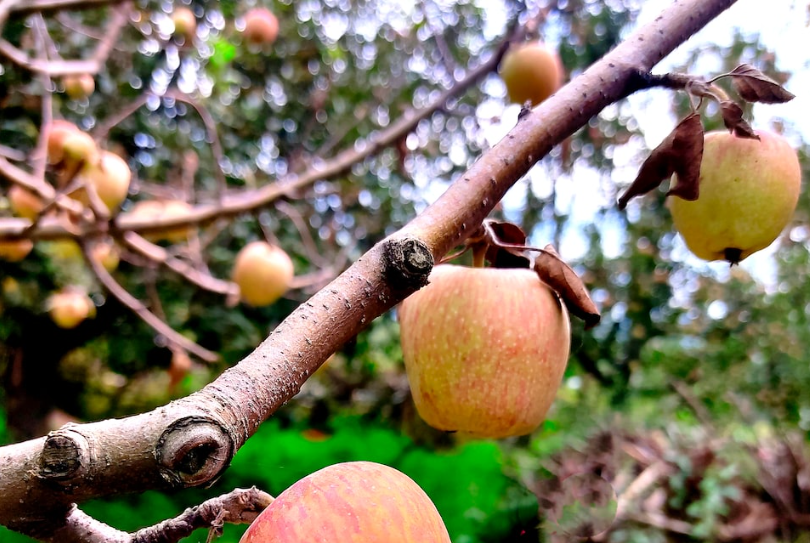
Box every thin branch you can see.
[274,201,330,269]
[43,487,273,543]
[0,3,129,76]
[31,16,55,183]
[122,232,239,298]
[7,0,129,18]
[81,240,220,363]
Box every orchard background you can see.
[1,0,809,542]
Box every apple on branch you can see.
[239,461,451,543]
[499,41,564,107]
[232,241,294,307]
[669,130,801,264]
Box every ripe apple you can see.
[499,42,563,107]
[8,185,45,220]
[63,74,95,100]
[47,120,81,164]
[71,150,131,213]
[171,6,197,42]
[398,264,571,439]
[59,130,99,169]
[669,130,802,263]
[128,199,194,243]
[47,289,96,329]
[232,241,294,307]
[0,239,34,262]
[242,7,279,46]
[239,461,450,543]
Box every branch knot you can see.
[382,237,433,290]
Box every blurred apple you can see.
[669,130,802,263]
[242,7,279,46]
[90,240,120,272]
[232,241,294,306]
[500,41,563,107]
[0,239,34,262]
[398,264,571,438]
[239,462,450,543]
[128,199,194,243]
[171,6,196,42]
[47,288,96,329]
[8,185,45,220]
[71,150,131,213]
[63,74,95,100]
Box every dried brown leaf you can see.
[720,101,759,140]
[483,220,531,268]
[618,113,704,209]
[730,64,795,104]
[534,245,600,329]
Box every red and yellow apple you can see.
[669,130,802,263]
[47,121,98,169]
[90,240,120,272]
[0,238,34,262]
[128,199,194,243]
[232,241,294,307]
[8,185,45,220]
[47,289,96,329]
[398,264,571,439]
[499,42,563,107]
[71,150,131,213]
[63,74,95,100]
[242,7,279,46]
[239,461,450,543]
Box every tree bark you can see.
[0,0,739,540]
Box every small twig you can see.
[0,0,21,33]
[93,94,150,140]
[122,232,239,298]
[420,0,458,74]
[274,201,329,268]
[30,16,54,182]
[81,239,220,363]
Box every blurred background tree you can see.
[1,0,809,541]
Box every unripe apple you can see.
[8,185,45,220]
[0,239,34,262]
[232,241,294,307]
[63,74,95,100]
[47,289,96,329]
[128,199,194,243]
[60,130,99,168]
[71,150,131,213]
[669,130,802,263]
[500,42,563,107]
[242,7,279,46]
[239,461,451,543]
[171,6,197,42]
[398,264,571,439]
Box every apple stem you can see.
[472,243,487,268]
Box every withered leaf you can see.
[534,245,601,329]
[617,113,704,209]
[482,219,531,269]
[729,64,795,104]
[720,101,759,140]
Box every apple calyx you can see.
[456,219,601,329]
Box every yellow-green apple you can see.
[398,264,571,439]
[171,6,196,41]
[669,130,802,263]
[128,199,194,243]
[232,241,294,307]
[239,461,450,543]
[47,288,96,329]
[47,120,81,164]
[8,185,45,220]
[242,7,279,46]
[499,42,563,107]
[63,74,95,100]
[71,150,131,213]
[0,239,34,262]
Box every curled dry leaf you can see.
[482,219,531,268]
[534,245,601,329]
[729,64,795,104]
[720,101,759,140]
[617,113,704,209]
